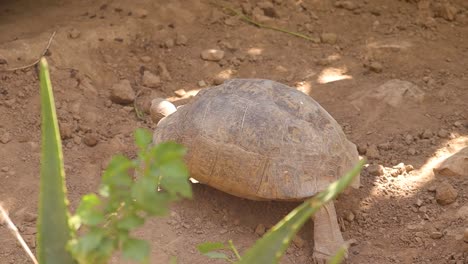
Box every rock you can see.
[345,211,355,222]
[421,129,433,139]
[432,2,458,21]
[366,145,380,159]
[465,228,468,243]
[438,129,449,138]
[59,123,74,139]
[158,62,172,81]
[435,182,458,205]
[292,235,305,248]
[213,76,227,85]
[133,8,148,18]
[110,79,135,105]
[68,28,81,39]
[352,79,425,109]
[377,142,392,151]
[320,33,337,44]
[357,145,367,155]
[174,89,186,97]
[175,34,188,46]
[454,121,464,128]
[252,7,271,23]
[367,164,384,176]
[1,167,8,172]
[0,58,7,65]
[434,147,468,177]
[419,206,427,213]
[430,231,443,239]
[0,132,12,144]
[408,148,417,155]
[83,133,98,147]
[150,98,177,123]
[405,164,414,172]
[140,56,152,63]
[201,49,225,61]
[142,71,161,88]
[405,134,414,145]
[368,61,383,73]
[456,205,468,218]
[415,199,423,207]
[198,80,207,87]
[334,1,357,10]
[255,223,266,236]
[164,38,175,48]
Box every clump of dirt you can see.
[0,0,467,263]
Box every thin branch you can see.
[0,31,56,72]
[211,2,319,42]
[0,204,39,264]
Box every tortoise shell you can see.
[152,79,360,201]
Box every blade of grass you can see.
[37,57,76,264]
[236,160,364,264]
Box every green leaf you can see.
[116,214,145,230]
[132,177,171,215]
[159,160,192,198]
[37,57,76,264]
[197,242,226,254]
[102,155,134,187]
[204,252,230,260]
[122,238,150,262]
[135,128,153,150]
[152,142,187,164]
[236,160,365,264]
[76,194,104,226]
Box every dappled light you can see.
[317,67,352,84]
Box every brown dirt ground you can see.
[0,0,468,263]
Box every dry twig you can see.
[0,31,56,72]
[0,204,38,264]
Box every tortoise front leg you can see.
[312,201,346,263]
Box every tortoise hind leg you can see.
[312,201,347,263]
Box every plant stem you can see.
[0,204,39,264]
[211,1,318,42]
[228,240,241,261]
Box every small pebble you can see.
[367,164,384,176]
[142,71,161,88]
[366,145,380,159]
[59,123,74,139]
[464,228,468,243]
[421,129,433,139]
[345,211,355,222]
[334,0,357,10]
[164,38,175,49]
[320,33,337,44]
[201,49,225,61]
[22,212,38,223]
[133,8,148,18]
[140,56,152,63]
[255,223,266,236]
[174,89,186,97]
[435,181,458,205]
[357,145,367,155]
[438,129,449,138]
[415,199,423,207]
[430,231,443,239]
[369,62,383,73]
[407,148,417,155]
[0,132,11,144]
[68,28,81,39]
[175,34,188,45]
[1,167,9,172]
[198,80,207,87]
[110,79,135,105]
[83,133,98,147]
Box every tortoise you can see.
[151,79,360,262]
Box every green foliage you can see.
[67,129,192,264]
[37,57,192,264]
[37,57,76,264]
[198,160,364,264]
